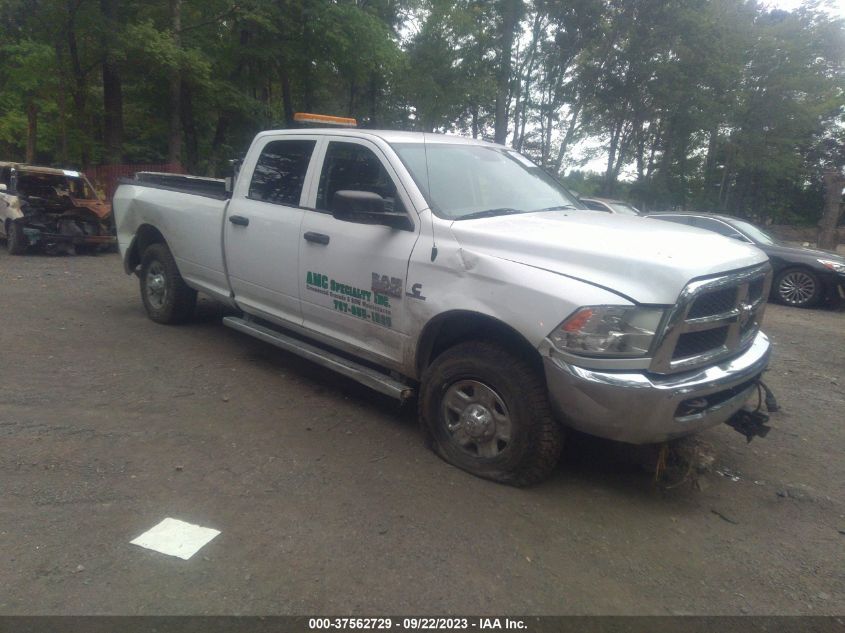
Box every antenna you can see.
[423,133,438,262]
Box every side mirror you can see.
[331,190,412,230]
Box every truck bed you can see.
[113,180,232,302]
[124,173,229,199]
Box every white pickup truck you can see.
[113,129,773,485]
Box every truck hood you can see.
[449,211,768,305]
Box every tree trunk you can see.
[180,80,199,172]
[168,0,183,166]
[347,80,356,118]
[552,102,582,174]
[207,111,231,177]
[512,10,542,150]
[281,70,294,127]
[66,1,89,166]
[603,119,622,195]
[25,99,38,163]
[368,74,378,127]
[55,42,68,163]
[100,0,124,164]
[494,0,519,144]
[818,170,845,250]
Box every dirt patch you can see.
[0,249,842,614]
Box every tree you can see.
[819,170,845,249]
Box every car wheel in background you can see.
[775,267,822,308]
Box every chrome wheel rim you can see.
[145,261,167,309]
[442,379,512,458]
[778,271,815,305]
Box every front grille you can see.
[688,287,737,319]
[674,327,729,359]
[650,264,772,374]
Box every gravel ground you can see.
[0,249,843,615]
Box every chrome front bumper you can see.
[544,331,772,444]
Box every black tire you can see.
[139,242,197,324]
[418,341,563,486]
[774,267,823,308]
[6,221,27,255]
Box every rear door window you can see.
[248,139,317,206]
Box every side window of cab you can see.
[248,139,317,206]
[316,142,406,215]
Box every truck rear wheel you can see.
[6,221,27,255]
[419,341,563,486]
[139,243,197,324]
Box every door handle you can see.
[303,232,330,245]
[229,215,249,226]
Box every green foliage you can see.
[0,0,840,222]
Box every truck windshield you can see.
[391,141,583,220]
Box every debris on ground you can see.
[711,509,739,525]
[715,467,742,482]
[776,484,817,502]
[651,436,716,490]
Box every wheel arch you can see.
[124,224,167,275]
[415,310,543,378]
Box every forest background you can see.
[1,0,843,223]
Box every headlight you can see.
[549,306,665,357]
[817,259,845,274]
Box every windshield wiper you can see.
[455,207,526,221]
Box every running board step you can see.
[223,316,414,401]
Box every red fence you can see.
[87,163,187,202]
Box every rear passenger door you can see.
[298,138,419,366]
[225,136,320,324]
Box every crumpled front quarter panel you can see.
[403,218,633,375]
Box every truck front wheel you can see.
[139,243,197,324]
[419,341,563,486]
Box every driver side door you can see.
[298,138,419,367]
